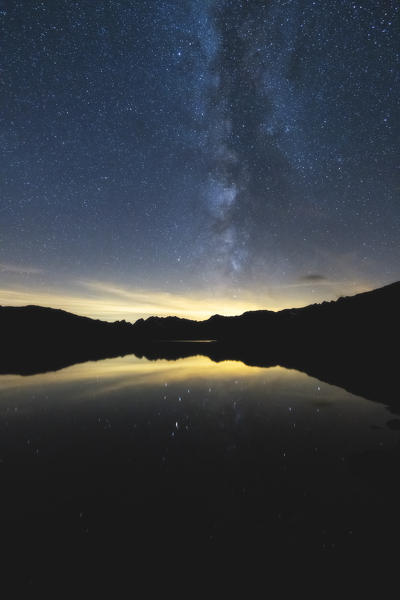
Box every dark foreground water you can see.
[1,354,399,591]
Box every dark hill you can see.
[132,280,400,347]
[2,281,399,350]
[0,304,135,373]
[2,281,399,348]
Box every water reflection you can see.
[1,354,273,391]
[0,354,399,586]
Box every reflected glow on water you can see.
[0,353,399,566]
[0,354,395,438]
[0,355,270,391]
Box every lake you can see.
[1,353,399,589]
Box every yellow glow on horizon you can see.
[0,277,373,322]
[0,284,269,321]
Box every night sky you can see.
[1,1,399,321]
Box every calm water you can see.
[1,354,399,587]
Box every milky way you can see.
[197,0,399,285]
[0,0,399,316]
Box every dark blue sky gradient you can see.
[1,1,399,317]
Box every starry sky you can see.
[1,0,399,321]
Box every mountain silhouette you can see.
[131,280,400,344]
[0,304,135,374]
[1,282,399,409]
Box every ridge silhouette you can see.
[1,281,399,410]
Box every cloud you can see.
[76,279,267,319]
[0,263,43,275]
